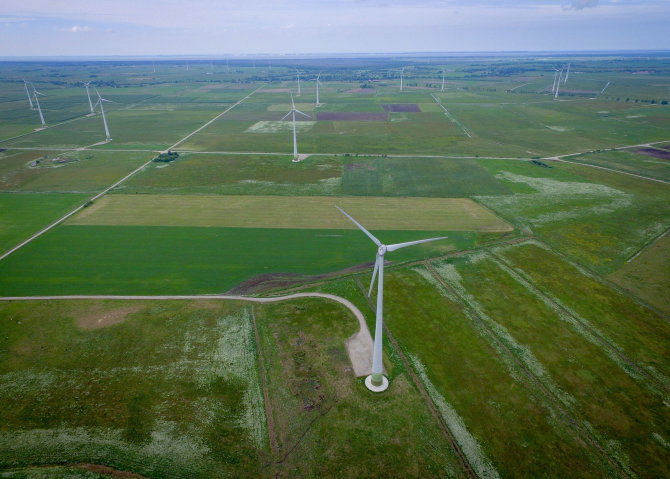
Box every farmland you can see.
[0,54,669,478]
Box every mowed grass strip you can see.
[67,194,513,232]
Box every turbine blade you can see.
[281,111,292,121]
[368,254,380,298]
[294,109,311,119]
[386,236,448,253]
[290,91,295,109]
[94,87,102,99]
[335,206,381,247]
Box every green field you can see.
[0,55,669,478]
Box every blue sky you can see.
[1,0,669,57]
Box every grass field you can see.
[0,192,89,254]
[67,194,512,232]
[0,225,500,296]
[607,231,670,315]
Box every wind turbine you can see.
[23,80,34,109]
[83,82,94,114]
[94,87,112,140]
[315,73,321,106]
[296,70,301,96]
[551,69,559,94]
[400,67,405,92]
[281,91,311,161]
[441,68,445,92]
[32,85,46,127]
[564,63,570,84]
[554,67,563,100]
[336,206,447,392]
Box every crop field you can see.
[67,194,511,232]
[0,55,669,478]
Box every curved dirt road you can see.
[0,292,374,377]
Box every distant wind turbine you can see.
[315,73,321,106]
[551,69,559,94]
[281,91,311,161]
[32,86,46,127]
[296,70,301,96]
[441,68,445,92]
[336,206,447,392]
[83,82,94,114]
[400,67,405,92]
[94,87,112,140]
[555,68,563,99]
[564,63,570,84]
[23,80,34,109]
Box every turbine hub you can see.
[378,245,387,255]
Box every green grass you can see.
[497,242,670,387]
[607,232,670,315]
[380,267,609,478]
[254,298,466,477]
[0,299,266,478]
[0,192,89,255]
[0,225,496,296]
[476,159,670,274]
[0,150,153,193]
[568,149,670,183]
[444,252,669,478]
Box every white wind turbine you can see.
[441,68,446,92]
[554,67,563,99]
[296,70,302,96]
[315,73,321,106]
[281,91,311,161]
[336,206,447,392]
[83,82,94,114]
[24,80,34,109]
[94,87,112,140]
[564,63,570,84]
[551,69,559,94]
[400,67,405,92]
[31,85,46,127]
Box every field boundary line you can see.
[0,87,261,263]
[423,261,633,479]
[430,93,472,137]
[558,158,670,185]
[169,86,264,150]
[626,225,670,263]
[250,305,280,460]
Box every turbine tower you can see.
[32,86,46,127]
[554,68,563,100]
[84,82,94,114]
[551,69,559,94]
[94,87,112,140]
[564,63,570,84]
[400,67,405,92]
[336,206,447,392]
[281,91,311,161]
[441,69,445,92]
[296,70,301,96]
[24,80,34,109]
[315,73,321,106]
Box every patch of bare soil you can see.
[225,263,374,295]
[635,147,670,160]
[77,304,142,330]
[316,111,387,121]
[76,464,150,479]
[382,103,421,112]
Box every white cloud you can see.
[69,25,92,32]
